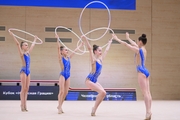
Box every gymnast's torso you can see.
[59,57,71,80]
[135,48,150,78]
[86,59,102,83]
[20,53,30,76]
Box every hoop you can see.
[79,1,111,41]
[55,1,114,55]
[55,26,86,55]
[77,27,114,53]
[8,28,43,44]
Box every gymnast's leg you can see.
[86,80,106,116]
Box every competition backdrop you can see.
[0,0,136,101]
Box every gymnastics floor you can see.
[0,100,179,120]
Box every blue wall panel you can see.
[0,0,136,10]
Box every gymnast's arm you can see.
[112,34,139,54]
[29,36,37,53]
[55,35,62,62]
[69,38,84,59]
[102,38,112,60]
[9,31,23,56]
[82,36,95,64]
[126,32,138,47]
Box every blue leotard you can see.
[60,57,71,80]
[20,54,30,76]
[136,48,150,78]
[87,61,102,83]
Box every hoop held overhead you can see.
[55,1,114,55]
[79,1,111,41]
[55,26,86,55]
[8,28,43,44]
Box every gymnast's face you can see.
[137,40,143,47]
[22,42,29,51]
[95,47,102,56]
[62,47,69,56]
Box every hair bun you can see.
[142,34,146,38]
[93,44,97,48]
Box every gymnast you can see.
[55,35,84,114]
[112,33,152,120]
[82,35,112,116]
[9,31,37,112]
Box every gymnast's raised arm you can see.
[102,38,112,60]
[112,34,139,54]
[82,36,95,64]
[28,36,37,53]
[126,32,138,47]
[9,31,23,56]
[55,34,62,62]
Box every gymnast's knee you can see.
[24,86,29,93]
[59,90,65,95]
[142,91,149,97]
[100,90,106,97]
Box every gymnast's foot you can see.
[91,107,96,116]
[145,112,152,120]
[24,108,28,112]
[57,106,64,114]
[58,109,64,114]
[20,105,26,112]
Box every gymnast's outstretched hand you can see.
[112,34,120,41]
[126,32,130,39]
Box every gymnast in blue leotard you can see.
[87,60,102,83]
[112,33,152,120]
[20,53,30,76]
[82,36,112,116]
[60,57,71,80]
[55,35,83,114]
[136,48,150,78]
[9,31,37,112]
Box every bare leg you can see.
[95,82,106,102]
[138,73,152,119]
[20,73,26,112]
[85,80,106,116]
[146,76,152,119]
[24,75,30,111]
[57,76,65,114]
[61,78,70,113]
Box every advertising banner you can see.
[0,86,136,101]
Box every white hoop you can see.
[55,1,114,55]
[55,26,86,55]
[77,27,114,53]
[79,1,111,41]
[8,28,43,44]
